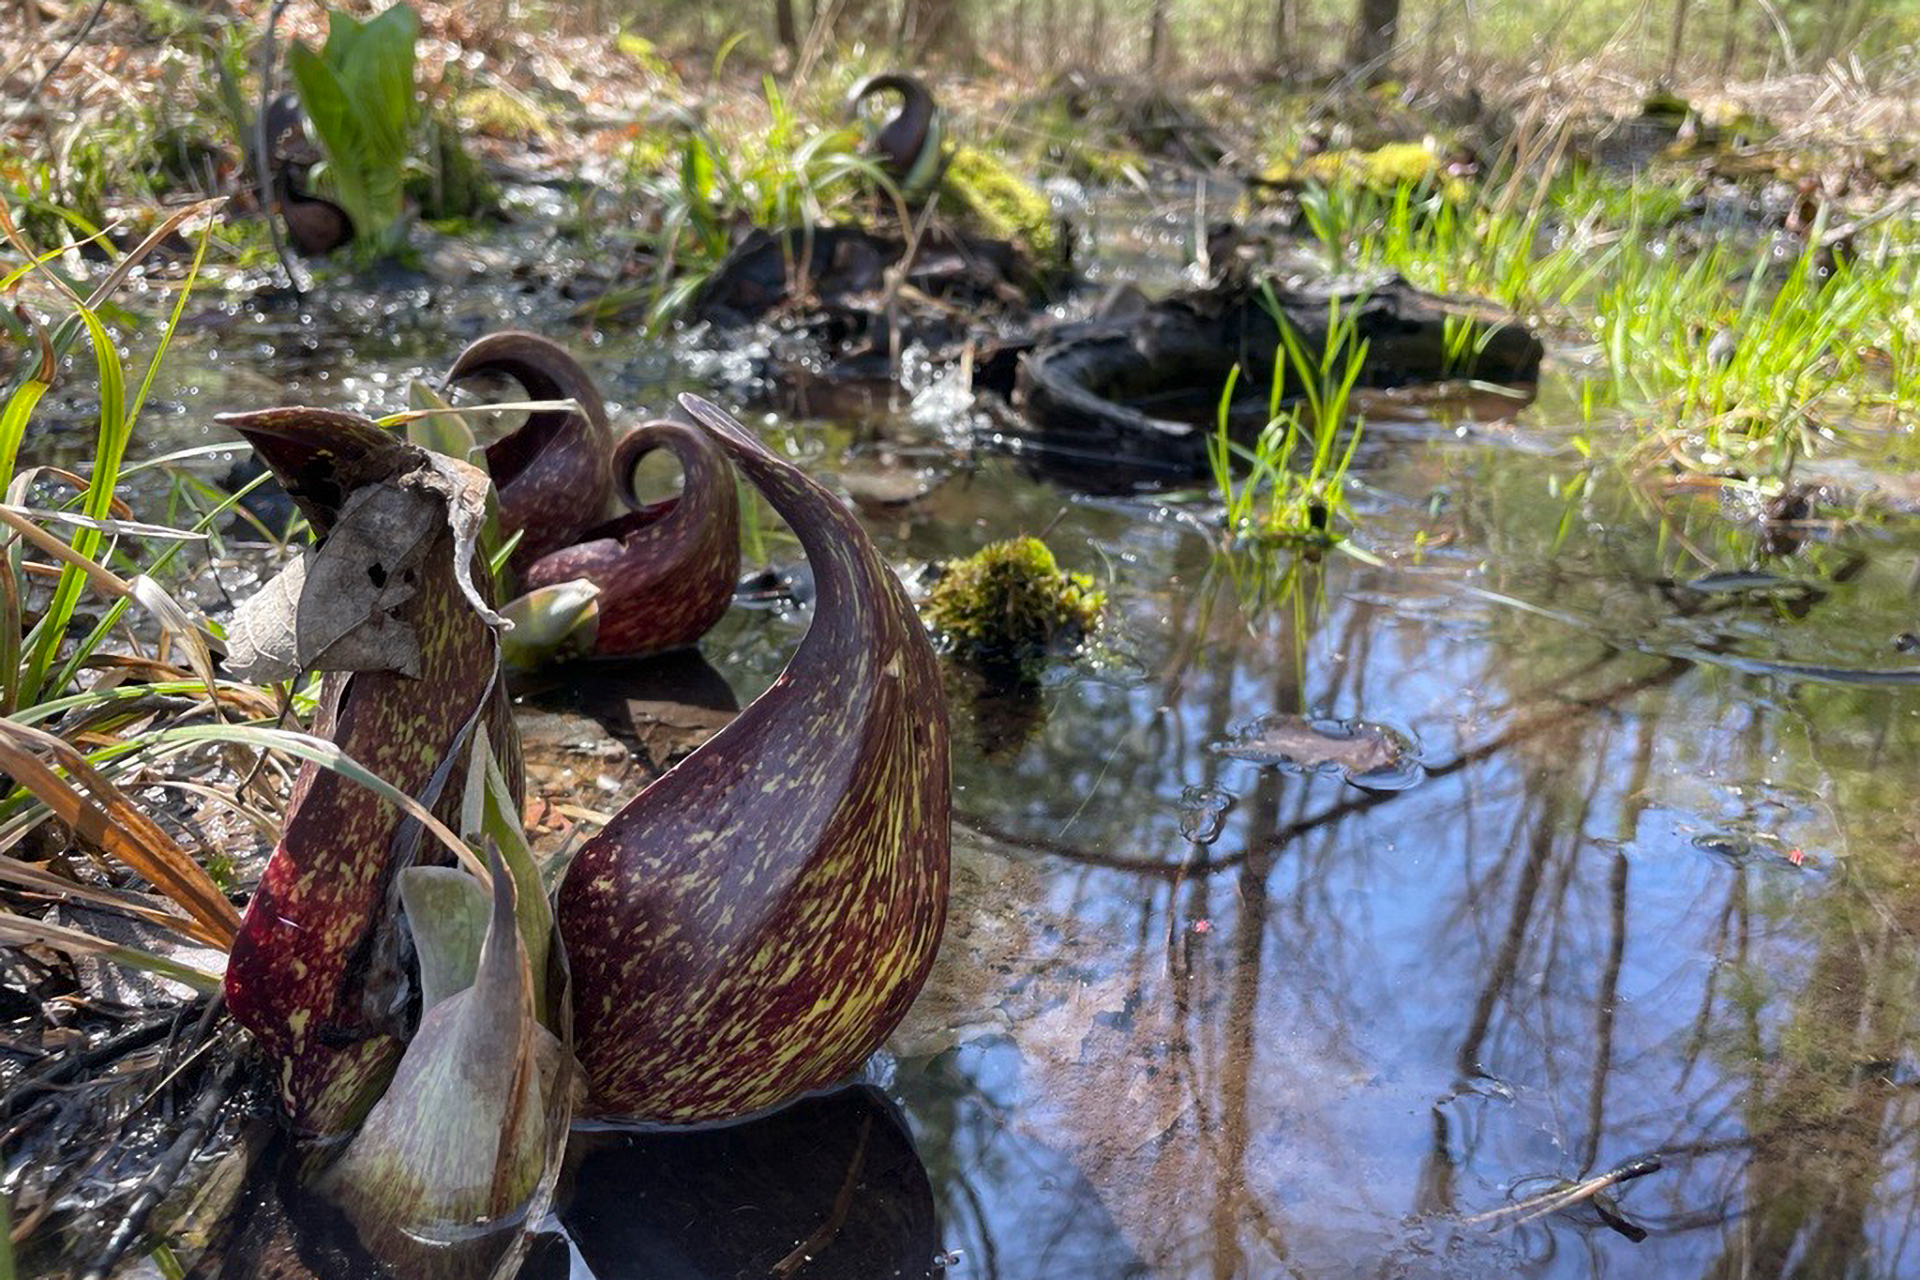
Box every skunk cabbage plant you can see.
[516,420,740,660]
[444,331,613,572]
[444,333,740,662]
[317,849,564,1280]
[845,72,946,200]
[218,376,946,1280]
[557,395,950,1123]
[218,409,518,1135]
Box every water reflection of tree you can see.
[919,443,1920,1278]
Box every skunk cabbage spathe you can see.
[444,331,613,572]
[218,408,517,1135]
[844,72,945,201]
[557,395,951,1123]
[517,421,740,659]
[446,333,741,660]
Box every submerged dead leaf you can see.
[1211,714,1422,788]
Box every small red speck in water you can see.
[1192,919,1213,934]
[1788,848,1805,867]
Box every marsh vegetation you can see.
[7,1,1920,1277]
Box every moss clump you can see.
[939,144,1064,271]
[924,537,1102,676]
[1259,141,1467,200]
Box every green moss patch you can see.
[1260,141,1468,200]
[924,537,1102,676]
[940,144,1063,269]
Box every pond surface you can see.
[29,194,1920,1280]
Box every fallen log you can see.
[1008,271,1542,476]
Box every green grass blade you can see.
[18,298,127,705]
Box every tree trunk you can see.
[1718,0,1744,82]
[1663,0,1692,82]
[1146,0,1170,74]
[775,0,798,53]
[1271,0,1294,76]
[1344,0,1400,82]
[1089,0,1106,72]
[903,0,971,60]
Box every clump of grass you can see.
[1290,155,1920,485]
[451,85,554,144]
[925,537,1103,678]
[602,73,891,329]
[1208,290,1369,546]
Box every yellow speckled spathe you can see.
[557,395,951,1124]
[218,409,519,1136]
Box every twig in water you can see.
[78,1050,245,1280]
[771,1114,872,1277]
[1462,1153,1663,1232]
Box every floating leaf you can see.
[1211,713,1424,790]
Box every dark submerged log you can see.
[687,224,1046,394]
[689,224,1039,329]
[1009,271,1543,476]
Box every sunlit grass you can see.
[590,71,901,331]
[1208,288,1369,545]
[1286,163,1920,484]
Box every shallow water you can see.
[21,196,1920,1280]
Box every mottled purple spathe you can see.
[520,421,740,657]
[445,331,613,572]
[448,334,740,658]
[557,395,952,1124]
[217,408,520,1136]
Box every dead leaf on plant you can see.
[224,455,500,684]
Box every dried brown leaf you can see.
[0,717,239,947]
